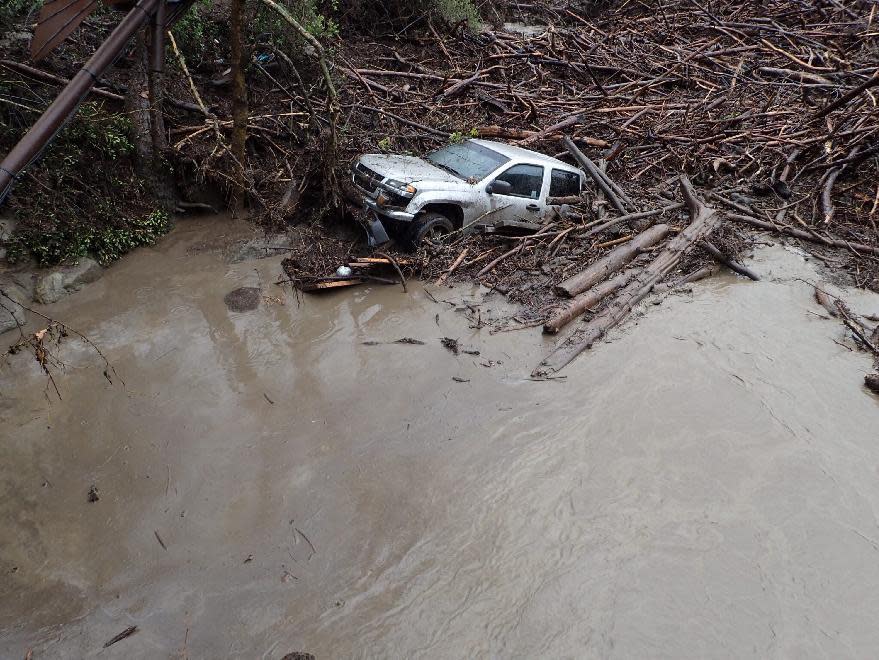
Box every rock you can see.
[64,257,103,289]
[0,217,17,263]
[0,284,28,335]
[227,233,287,263]
[223,287,261,312]
[0,31,30,50]
[34,272,65,304]
[34,257,103,304]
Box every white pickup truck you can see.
[351,139,585,246]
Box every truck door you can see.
[487,163,547,225]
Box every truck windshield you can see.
[425,141,510,181]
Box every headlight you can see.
[383,179,417,197]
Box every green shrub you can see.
[2,103,171,266]
[334,0,481,31]
[172,0,228,68]
[434,0,480,26]
[0,0,41,31]
[252,0,339,50]
[6,210,171,266]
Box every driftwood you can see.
[727,214,879,256]
[534,177,720,376]
[653,265,718,293]
[699,240,760,281]
[476,125,608,148]
[298,278,366,291]
[814,285,839,317]
[563,136,631,215]
[544,270,634,334]
[576,203,684,239]
[812,71,879,121]
[518,115,581,146]
[435,247,469,286]
[555,223,669,297]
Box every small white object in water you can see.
[336,265,353,277]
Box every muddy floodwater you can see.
[2,216,879,658]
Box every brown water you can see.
[2,217,879,659]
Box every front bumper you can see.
[362,196,417,222]
[351,166,417,223]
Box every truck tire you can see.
[408,212,454,249]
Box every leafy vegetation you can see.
[0,0,40,31]
[6,210,171,266]
[449,128,479,143]
[171,0,229,69]
[3,103,171,266]
[251,0,340,53]
[335,0,481,31]
[433,0,481,26]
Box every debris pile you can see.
[279,226,411,292]
[334,0,878,279]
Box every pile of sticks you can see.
[339,0,877,278]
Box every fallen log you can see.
[547,195,585,206]
[555,223,670,297]
[361,105,448,138]
[534,177,720,376]
[544,270,634,334]
[0,59,207,114]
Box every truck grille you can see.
[353,162,383,196]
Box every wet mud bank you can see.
[2,217,879,658]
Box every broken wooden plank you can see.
[298,278,366,292]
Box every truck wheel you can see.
[408,212,454,248]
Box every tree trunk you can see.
[555,223,670,297]
[230,0,248,199]
[127,29,173,208]
[544,270,634,334]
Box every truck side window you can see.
[550,169,581,197]
[495,164,544,199]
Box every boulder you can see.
[0,285,28,335]
[34,272,65,304]
[64,257,103,289]
[34,257,103,304]
[223,287,261,312]
[0,217,17,263]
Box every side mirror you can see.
[486,179,512,195]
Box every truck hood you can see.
[358,154,465,188]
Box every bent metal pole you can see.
[0,0,161,204]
